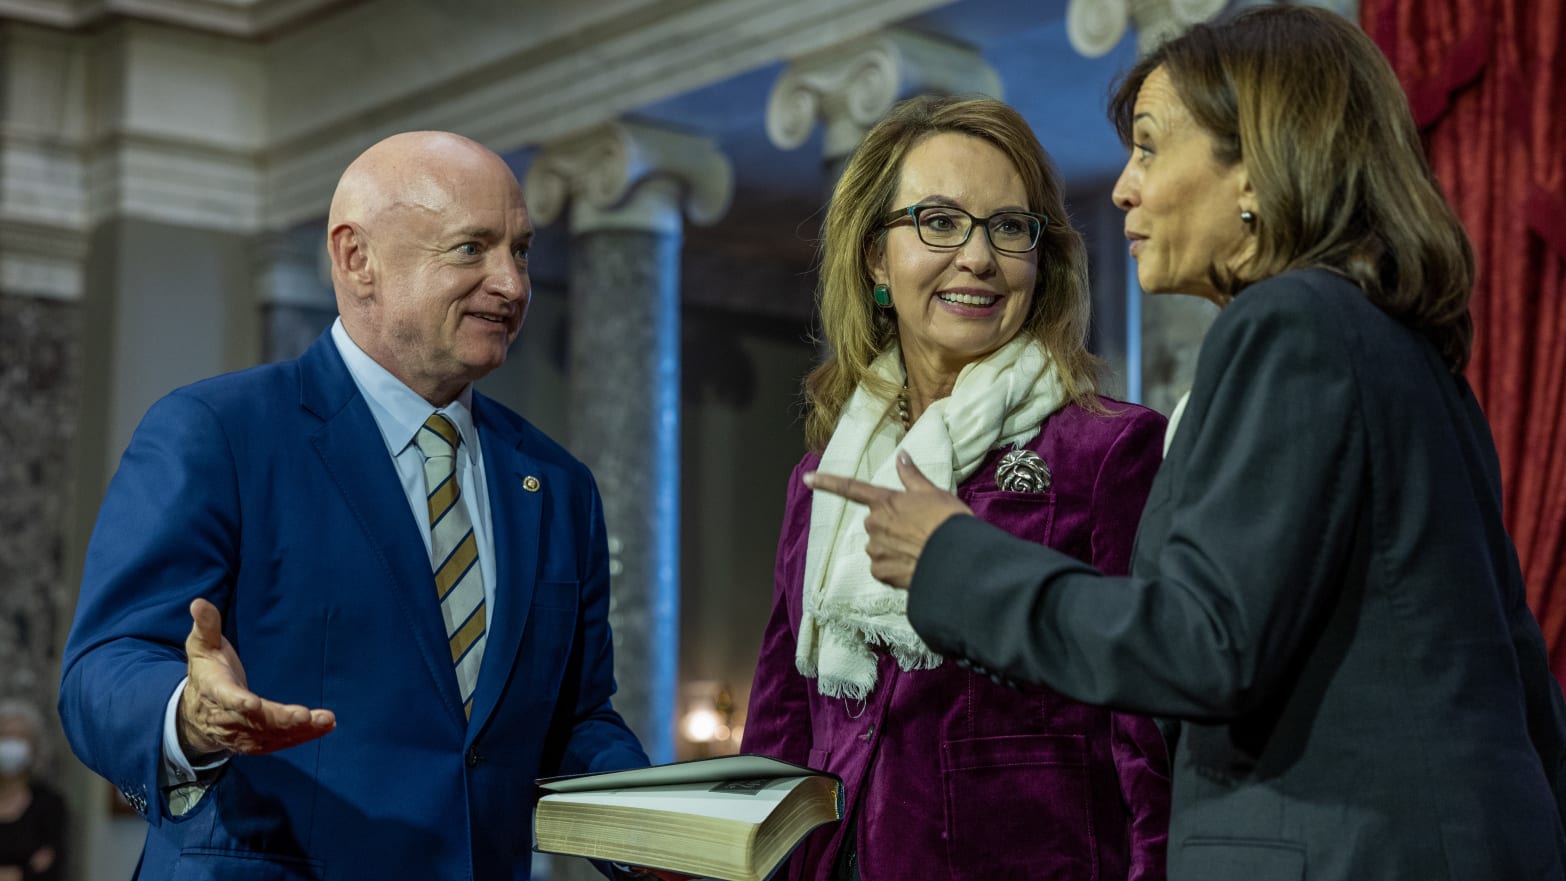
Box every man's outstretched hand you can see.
[178,598,336,759]
[804,453,973,589]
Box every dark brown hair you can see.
[1109,6,1475,372]
[804,95,1097,452]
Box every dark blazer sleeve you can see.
[1464,384,1566,822]
[908,282,1365,721]
[1509,560,1566,825]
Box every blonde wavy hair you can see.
[803,95,1099,452]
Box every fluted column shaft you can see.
[565,226,682,759]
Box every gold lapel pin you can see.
[521,475,541,493]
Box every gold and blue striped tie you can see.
[416,413,486,718]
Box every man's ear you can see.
[327,222,374,298]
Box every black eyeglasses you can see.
[884,204,1049,254]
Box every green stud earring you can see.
[873,284,892,308]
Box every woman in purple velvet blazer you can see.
[742,95,1171,881]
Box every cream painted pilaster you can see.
[1,20,271,880]
[0,22,89,301]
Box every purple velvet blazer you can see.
[744,398,1171,881]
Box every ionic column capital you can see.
[524,120,733,236]
[1066,0,1227,58]
[765,28,1000,162]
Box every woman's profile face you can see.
[1112,66,1253,303]
[871,132,1038,384]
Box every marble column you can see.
[525,122,733,766]
[766,27,1001,184]
[0,251,84,754]
[0,23,91,796]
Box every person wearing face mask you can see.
[0,700,65,881]
[742,95,1171,881]
[804,7,1566,881]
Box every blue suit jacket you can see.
[59,331,648,880]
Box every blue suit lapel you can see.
[297,334,467,720]
[467,393,542,737]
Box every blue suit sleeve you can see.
[58,391,242,826]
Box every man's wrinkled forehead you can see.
[332,131,517,220]
[375,160,528,239]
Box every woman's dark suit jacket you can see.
[745,399,1172,881]
[909,269,1566,881]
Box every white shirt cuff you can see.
[161,677,230,786]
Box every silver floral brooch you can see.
[995,448,1051,493]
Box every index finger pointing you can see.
[803,471,891,506]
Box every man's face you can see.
[364,153,532,405]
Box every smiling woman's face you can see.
[872,132,1039,388]
[1111,66,1255,304]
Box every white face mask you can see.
[0,738,31,774]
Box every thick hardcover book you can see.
[534,754,843,881]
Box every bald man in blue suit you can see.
[59,131,649,880]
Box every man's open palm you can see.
[178,598,336,758]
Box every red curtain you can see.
[1363,0,1566,679]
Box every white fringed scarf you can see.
[1164,389,1191,457]
[795,336,1067,699]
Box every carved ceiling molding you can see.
[260,0,955,227]
[0,0,956,248]
[0,0,349,37]
[1,20,266,249]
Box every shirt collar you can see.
[329,317,479,461]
